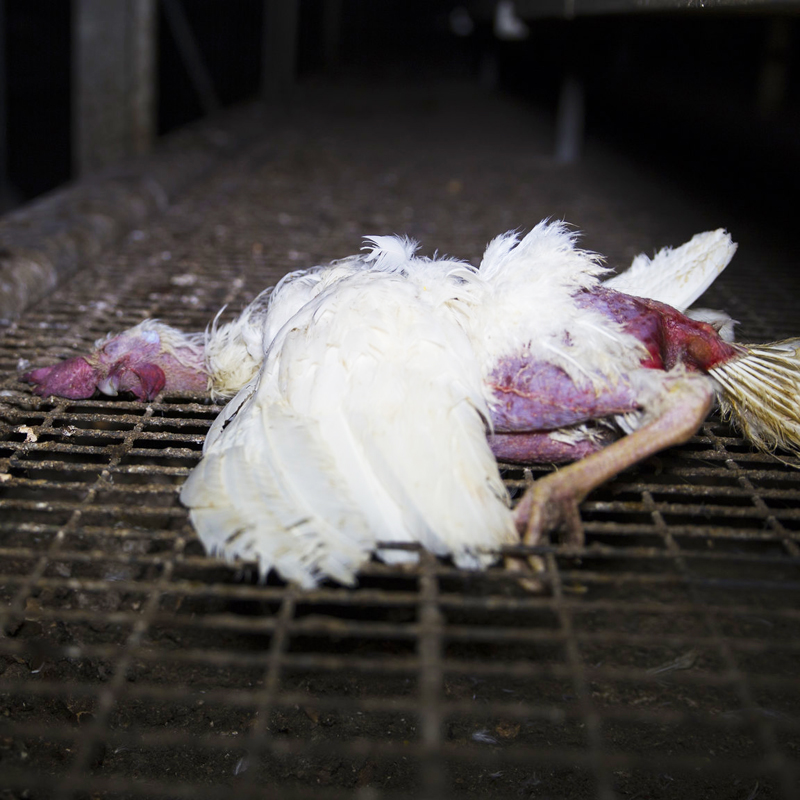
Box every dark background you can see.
[3,1,799,227]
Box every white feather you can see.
[604,229,737,312]
[685,308,737,342]
[204,258,367,398]
[182,392,374,587]
[185,249,518,586]
[710,339,800,457]
[470,221,647,389]
[204,289,273,398]
[183,222,754,586]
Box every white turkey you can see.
[22,221,800,586]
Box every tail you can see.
[709,339,800,457]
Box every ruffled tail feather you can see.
[710,339,800,458]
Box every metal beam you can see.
[470,0,800,20]
[72,0,157,176]
[0,0,10,211]
[162,0,220,117]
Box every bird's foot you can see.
[504,549,548,592]
[514,474,585,548]
[506,471,586,588]
[506,374,715,589]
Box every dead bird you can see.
[21,222,800,586]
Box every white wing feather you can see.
[604,229,737,311]
[181,391,373,587]
[183,260,516,586]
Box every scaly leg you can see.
[512,374,714,572]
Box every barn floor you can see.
[1,77,800,800]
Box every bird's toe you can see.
[513,476,586,549]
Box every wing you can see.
[604,229,737,312]
[181,269,516,587]
[203,256,363,398]
[181,388,374,587]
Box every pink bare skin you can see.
[487,287,740,464]
[22,324,209,402]
[488,288,741,577]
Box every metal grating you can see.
[2,85,800,799]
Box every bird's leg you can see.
[513,374,714,568]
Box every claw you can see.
[504,550,547,592]
[511,476,584,583]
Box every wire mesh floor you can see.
[1,81,800,799]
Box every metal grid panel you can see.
[2,86,800,800]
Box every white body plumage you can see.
[21,219,799,585]
[181,222,741,586]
